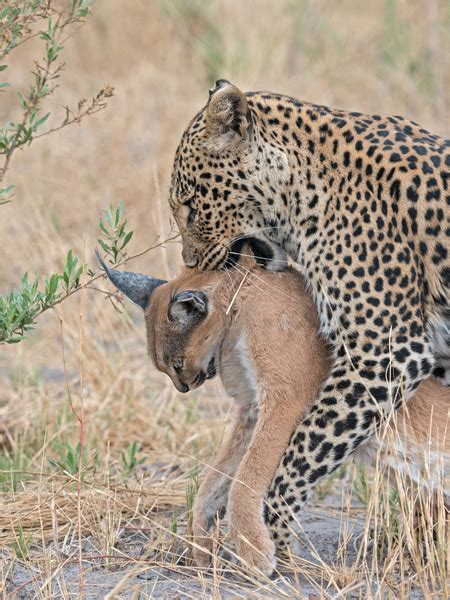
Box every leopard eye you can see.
[182,195,197,226]
[187,205,197,225]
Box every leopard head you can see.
[169,80,289,272]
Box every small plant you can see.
[0,0,115,345]
[0,450,29,493]
[186,464,199,536]
[184,396,198,426]
[353,463,372,506]
[0,1,112,201]
[315,464,346,501]
[382,486,401,545]
[48,440,96,479]
[171,509,178,535]
[0,199,177,344]
[98,201,134,264]
[61,250,83,293]
[11,526,33,561]
[0,254,82,344]
[0,202,136,344]
[120,441,145,477]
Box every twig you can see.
[0,231,180,345]
[59,318,84,596]
[33,85,115,141]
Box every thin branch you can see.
[0,232,180,345]
[0,1,108,185]
[33,85,115,141]
[59,317,84,596]
[47,232,180,312]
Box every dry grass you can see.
[0,0,449,597]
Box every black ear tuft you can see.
[168,290,208,325]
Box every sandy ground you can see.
[4,494,427,599]
[4,506,360,598]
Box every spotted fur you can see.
[168,80,450,548]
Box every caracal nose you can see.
[178,381,189,393]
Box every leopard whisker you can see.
[222,225,292,249]
[228,258,294,302]
[228,250,289,264]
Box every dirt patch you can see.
[3,498,427,599]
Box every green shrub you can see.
[0,1,118,345]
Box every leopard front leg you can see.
[192,407,255,567]
[265,333,435,550]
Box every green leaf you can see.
[49,274,59,295]
[38,32,52,42]
[97,239,110,255]
[0,184,15,195]
[66,249,74,270]
[115,201,124,226]
[102,207,113,229]
[32,112,50,130]
[98,219,109,237]
[121,230,133,249]
[73,266,83,286]
[17,92,27,110]
[7,336,24,344]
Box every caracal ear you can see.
[168,290,208,326]
[204,80,251,151]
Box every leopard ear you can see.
[205,80,251,150]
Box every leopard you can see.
[98,249,449,576]
[166,79,450,556]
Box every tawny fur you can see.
[142,252,449,574]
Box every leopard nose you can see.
[184,258,198,268]
[182,246,198,268]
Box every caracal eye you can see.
[173,359,185,374]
